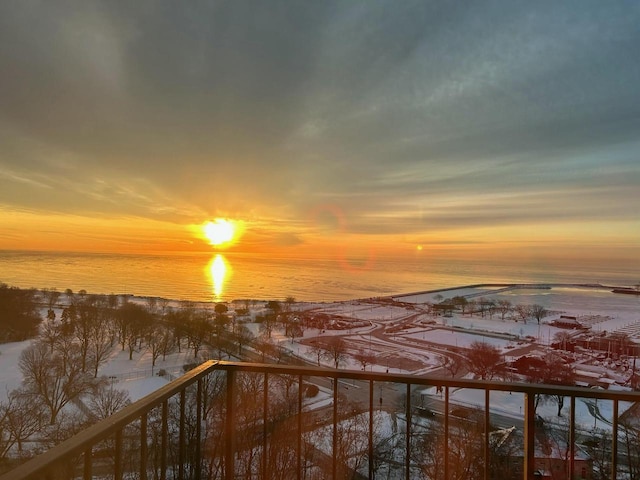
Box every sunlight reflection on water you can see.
[1,251,638,303]
[207,254,230,301]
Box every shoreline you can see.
[20,281,637,309]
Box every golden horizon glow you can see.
[203,219,237,246]
[0,208,639,263]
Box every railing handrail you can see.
[2,360,640,480]
[0,360,220,480]
[212,360,640,401]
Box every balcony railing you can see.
[2,360,640,480]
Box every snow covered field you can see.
[1,284,639,433]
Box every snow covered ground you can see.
[1,284,639,431]
[0,339,192,404]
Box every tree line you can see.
[0,284,41,342]
[0,287,268,472]
[434,295,549,324]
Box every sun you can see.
[203,219,236,246]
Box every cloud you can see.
[0,1,639,249]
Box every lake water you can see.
[1,250,638,303]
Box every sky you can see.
[1,1,639,261]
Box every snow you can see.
[419,386,633,432]
[1,284,639,442]
[0,340,31,402]
[397,285,507,303]
[406,328,513,350]
[0,334,205,404]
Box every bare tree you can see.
[0,388,45,456]
[71,297,101,373]
[478,298,494,318]
[323,337,348,369]
[486,300,497,319]
[19,341,95,424]
[354,349,375,371]
[113,309,128,352]
[451,296,468,314]
[417,409,490,479]
[438,354,465,377]
[467,299,478,316]
[157,326,176,361]
[263,300,281,338]
[146,296,158,315]
[542,354,576,416]
[42,288,61,309]
[187,310,213,358]
[309,340,325,366]
[620,418,640,479]
[582,428,613,480]
[88,307,114,377]
[254,334,277,362]
[285,319,303,343]
[531,304,547,324]
[496,300,512,321]
[233,325,254,355]
[515,304,531,324]
[281,296,296,335]
[40,314,63,353]
[0,399,11,459]
[116,302,153,360]
[515,354,576,415]
[233,373,266,477]
[213,303,229,335]
[87,382,131,420]
[146,326,168,372]
[165,308,189,353]
[465,341,506,380]
[333,403,371,477]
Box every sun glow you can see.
[203,219,236,246]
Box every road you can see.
[419,394,524,431]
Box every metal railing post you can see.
[405,383,411,480]
[484,389,490,480]
[114,429,123,480]
[332,377,338,479]
[369,380,374,480]
[444,386,449,479]
[161,400,168,480]
[225,368,236,480]
[611,400,619,479]
[83,448,91,480]
[140,412,148,480]
[179,389,186,480]
[195,379,202,480]
[569,396,575,480]
[524,393,535,480]
[262,372,269,480]
[297,375,303,480]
